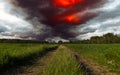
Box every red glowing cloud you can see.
[53,0,85,8]
[14,0,105,26]
[52,0,86,25]
[65,14,81,24]
[52,14,81,25]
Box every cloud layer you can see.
[0,0,120,40]
[77,0,120,40]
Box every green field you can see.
[42,46,87,75]
[1,43,120,74]
[0,43,57,71]
[66,44,120,73]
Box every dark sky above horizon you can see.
[0,0,120,41]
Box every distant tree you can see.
[74,33,120,44]
[58,40,63,44]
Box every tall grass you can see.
[42,46,87,75]
[0,43,57,71]
[66,44,120,73]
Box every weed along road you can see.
[19,46,58,75]
[66,44,119,75]
[0,44,58,75]
[41,45,87,75]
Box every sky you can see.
[0,0,120,41]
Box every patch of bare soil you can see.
[63,45,117,75]
[2,49,58,75]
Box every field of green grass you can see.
[1,43,120,74]
[66,44,120,73]
[0,43,57,71]
[41,46,87,75]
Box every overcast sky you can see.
[77,0,120,40]
[0,0,120,41]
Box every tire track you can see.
[63,45,117,75]
[2,46,58,75]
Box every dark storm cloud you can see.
[12,0,105,26]
[9,0,106,40]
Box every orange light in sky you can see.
[54,0,85,7]
[65,14,80,24]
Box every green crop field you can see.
[66,44,120,73]
[0,43,57,72]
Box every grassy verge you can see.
[41,46,87,75]
[66,44,120,73]
[0,43,58,72]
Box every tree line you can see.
[0,39,50,43]
[0,33,120,44]
[74,33,120,44]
